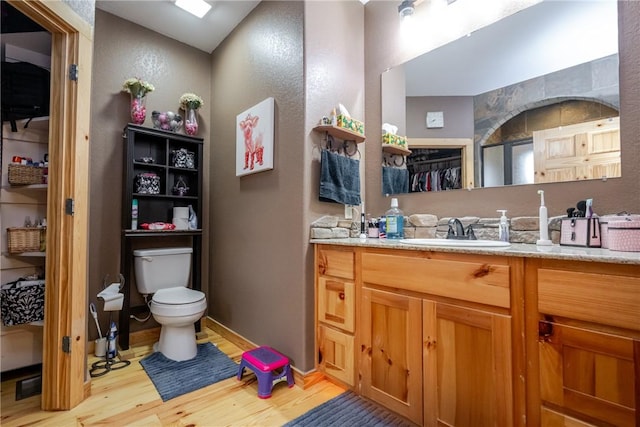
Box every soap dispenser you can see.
[497,210,509,242]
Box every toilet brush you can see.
[90,302,103,338]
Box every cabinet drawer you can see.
[317,325,354,386]
[361,252,510,308]
[316,246,354,280]
[318,277,355,333]
[538,268,640,331]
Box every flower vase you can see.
[185,107,199,136]
[130,94,147,124]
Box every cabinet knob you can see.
[339,292,345,300]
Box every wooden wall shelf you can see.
[313,125,366,143]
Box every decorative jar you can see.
[184,107,199,136]
[130,94,147,125]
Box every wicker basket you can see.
[8,164,45,185]
[6,227,43,253]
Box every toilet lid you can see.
[152,287,205,305]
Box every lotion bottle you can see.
[497,209,509,242]
[536,190,552,246]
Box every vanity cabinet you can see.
[526,259,640,427]
[315,245,357,386]
[359,249,520,426]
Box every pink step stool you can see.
[237,346,294,398]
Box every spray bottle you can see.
[107,321,118,359]
[536,190,552,246]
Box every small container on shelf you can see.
[6,227,44,254]
[134,172,161,194]
[8,164,46,185]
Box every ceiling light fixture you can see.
[398,0,415,21]
[175,0,212,19]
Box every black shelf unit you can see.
[119,124,204,350]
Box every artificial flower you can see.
[179,93,204,110]
[122,77,155,98]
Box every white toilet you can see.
[133,247,206,361]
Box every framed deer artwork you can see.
[236,97,275,177]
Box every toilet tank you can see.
[133,247,192,295]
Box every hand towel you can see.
[382,166,409,195]
[319,149,361,205]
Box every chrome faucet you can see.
[447,218,477,240]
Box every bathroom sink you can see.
[399,239,511,248]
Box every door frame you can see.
[8,0,93,410]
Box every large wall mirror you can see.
[381,0,619,195]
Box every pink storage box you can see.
[607,219,640,252]
[600,214,640,249]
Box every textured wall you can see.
[208,0,364,372]
[208,1,307,368]
[364,1,640,218]
[89,10,211,336]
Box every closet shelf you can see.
[313,125,366,143]
[2,251,46,257]
[2,184,48,191]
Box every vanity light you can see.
[175,0,212,19]
[398,0,415,21]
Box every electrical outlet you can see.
[345,205,353,219]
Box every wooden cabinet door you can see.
[539,320,637,426]
[361,287,423,425]
[317,324,355,386]
[423,301,514,427]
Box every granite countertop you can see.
[310,238,640,265]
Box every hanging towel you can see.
[382,166,409,195]
[319,149,361,205]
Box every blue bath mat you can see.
[140,342,238,401]
[284,390,414,426]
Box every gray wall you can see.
[208,0,364,372]
[364,1,640,218]
[89,9,212,335]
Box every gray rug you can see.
[284,391,414,426]
[140,342,238,401]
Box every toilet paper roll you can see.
[172,217,189,230]
[173,207,189,219]
[98,283,125,311]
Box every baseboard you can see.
[204,316,323,390]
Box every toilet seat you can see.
[152,287,204,304]
[150,287,206,317]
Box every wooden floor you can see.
[1,326,346,426]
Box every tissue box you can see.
[337,115,364,135]
[382,133,408,148]
[607,219,640,252]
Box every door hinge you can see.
[69,64,78,81]
[62,336,71,353]
[65,198,74,216]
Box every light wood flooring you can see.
[1,326,346,426]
